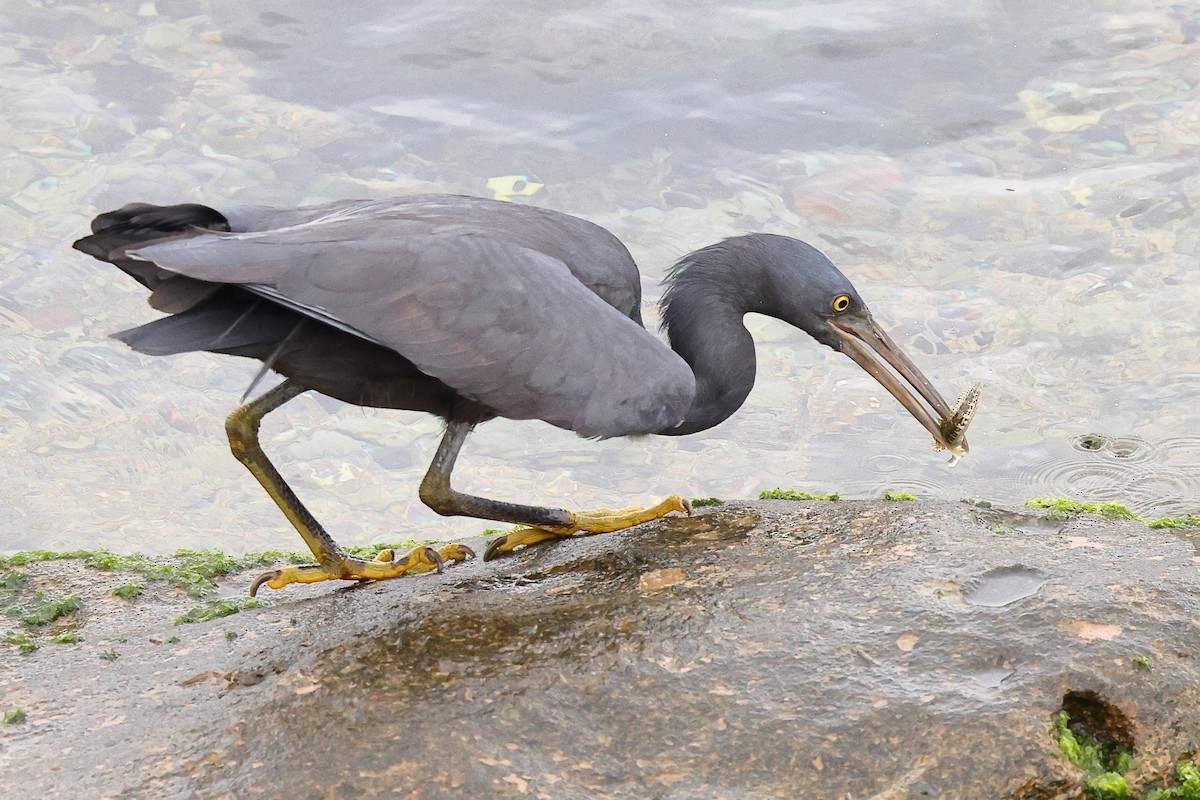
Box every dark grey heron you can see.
[74,195,969,595]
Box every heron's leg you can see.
[226,380,475,596]
[419,422,691,562]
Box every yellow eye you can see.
[831,294,851,313]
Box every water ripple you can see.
[1021,434,1200,516]
[839,458,955,501]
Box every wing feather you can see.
[129,227,693,438]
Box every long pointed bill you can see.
[827,311,969,459]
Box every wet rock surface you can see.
[2,501,1199,798]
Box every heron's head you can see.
[751,234,969,458]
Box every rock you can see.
[1,501,1198,798]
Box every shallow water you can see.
[963,565,1048,608]
[1,0,1198,555]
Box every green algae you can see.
[49,632,83,645]
[1086,773,1132,799]
[7,593,81,627]
[1,632,37,654]
[1,569,29,598]
[1056,711,1135,799]
[1025,497,1200,531]
[0,548,297,597]
[883,491,918,501]
[112,583,145,600]
[758,488,840,501]
[2,569,82,652]
[1027,497,1138,520]
[691,497,725,507]
[175,597,268,625]
[0,542,434,599]
[1146,515,1200,530]
[3,709,26,725]
[1148,762,1200,800]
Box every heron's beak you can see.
[827,311,968,458]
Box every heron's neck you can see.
[657,256,761,436]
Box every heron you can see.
[74,195,970,595]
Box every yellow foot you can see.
[482,495,691,561]
[249,543,477,596]
[384,543,476,575]
[482,526,564,560]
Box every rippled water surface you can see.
[1,0,1198,554]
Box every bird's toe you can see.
[249,568,283,597]
[482,535,509,562]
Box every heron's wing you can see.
[219,197,645,320]
[127,228,694,438]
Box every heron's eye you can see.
[831,294,851,313]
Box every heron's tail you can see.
[72,203,230,262]
[73,203,232,312]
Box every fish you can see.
[936,381,982,466]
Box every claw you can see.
[440,543,476,564]
[426,546,445,574]
[483,535,508,562]
[249,568,282,598]
[482,527,568,561]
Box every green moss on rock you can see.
[759,488,839,501]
